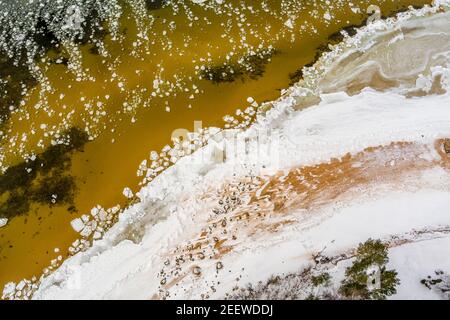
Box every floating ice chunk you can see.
[2,282,16,298]
[150,151,159,161]
[70,218,85,233]
[284,19,294,29]
[98,210,107,221]
[91,207,99,217]
[323,12,332,21]
[137,159,148,177]
[0,218,7,228]
[16,280,26,291]
[80,226,93,238]
[191,0,208,5]
[123,187,134,199]
[93,232,102,240]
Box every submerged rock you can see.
[444,140,450,154]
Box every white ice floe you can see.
[122,187,134,199]
[70,218,85,233]
[27,3,450,300]
[0,218,7,228]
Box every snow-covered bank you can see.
[30,87,450,299]
[10,3,450,300]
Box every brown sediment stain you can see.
[258,219,297,234]
[436,139,450,163]
[406,74,448,98]
[158,139,450,298]
[250,140,450,215]
[214,239,227,250]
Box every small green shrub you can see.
[312,272,331,287]
[339,239,399,300]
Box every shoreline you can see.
[8,1,449,299]
[2,1,433,290]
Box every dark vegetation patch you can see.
[34,9,108,59]
[32,175,77,205]
[33,18,61,54]
[0,55,38,125]
[1,5,111,126]
[75,9,109,46]
[31,7,109,56]
[145,0,168,11]
[311,272,331,287]
[339,239,399,300]
[421,270,450,298]
[0,127,89,220]
[421,272,444,289]
[1,10,108,121]
[201,49,278,84]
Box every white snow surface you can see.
[30,5,450,300]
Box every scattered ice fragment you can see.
[91,207,99,217]
[2,282,16,297]
[323,12,332,21]
[284,19,294,29]
[123,187,134,199]
[0,218,8,228]
[80,226,93,238]
[16,280,26,291]
[70,218,85,233]
[150,151,159,161]
[93,232,102,240]
[191,0,208,6]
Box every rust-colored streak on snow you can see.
[208,140,449,254]
[252,142,429,214]
[239,139,449,236]
[159,139,450,298]
[209,140,449,248]
[214,239,228,250]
